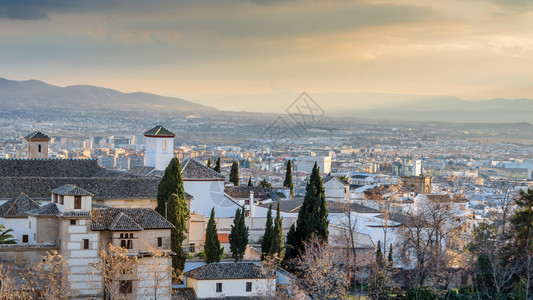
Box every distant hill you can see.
[0,78,214,112]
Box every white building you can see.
[297,156,331,174]
[185,263,276,299]
[144,125,175,170]
[412,160,422,176]
[323,176,349,202]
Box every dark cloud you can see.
[0,5,48,20]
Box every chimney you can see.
[249,191,255,218]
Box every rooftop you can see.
[24,131,50,141]
[0,192,40,218]
[184,262,272,280]
[143,125,175,138]
[51,184,93,196]
[91,207,174,231]
[182,158,225,180]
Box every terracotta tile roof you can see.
[24,131,50,141]
[0,177,160,200]
[327,201,380,214]
[27,203,60,216]
[51,184,93,196]
[108,212,143,231]
[91,208,174,231]
[172,287,197,300]
[143,125,175,137]
[0,158,105,177]
[182,159,225,180]
[258,198,304,213]
[184,262,272,280]
[204,233,229,243]
[224,186,270,200]
[0,192,40,218]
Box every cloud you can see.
[0,5,48,20]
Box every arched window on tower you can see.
[38,144,42,153]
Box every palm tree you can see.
[0,225,17,244]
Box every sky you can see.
[1,0,533,112]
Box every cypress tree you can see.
[376,240,384,266]
[229,208,249,261]
[283,160,294,198]
[214,157,221,173]
[230,160,239,186]
[259,179,272,188]
[207,158,212,169]
[388,244,393,266]
[155,158,189,271]
[205,208,223,263]
[155,157,182,218]
[248,177,253,186]
[269,201,284,260]
[284,162,328,263]
[261,204,273,260]
[284,224,298,262]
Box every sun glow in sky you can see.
[2,0,533,109]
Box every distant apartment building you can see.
[297,156,331,174]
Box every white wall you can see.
[184,180,242,218]
[144,136,174,170]
[191,278,275,298]
[0,217,35,244]
[324,179,347,202]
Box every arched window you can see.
[120,233,124,239]
[38,144,42,153]
[120,240,126,248]
[127,240,132,249]
[130,233,133,238]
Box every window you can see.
[216,283,222,293]
[119,280,132,294]
[246,282,252,292]
[29,221,31,229]
[22,235,28,243]
[162,140,167,150]
[53,194,58,203]
[70,220,76,225]
[38,144,42,153]
[59,195,64,205]
[120,240,126,248]
[74,196,82,209]
[83,239,89,250]
[157,237,162,247]
[126,240,132,249]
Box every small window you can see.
[157,237,162,248]
[119,280,132,294]
[22,235,28,243]
[70,220,76,225]
[120,240,126,248]
[246,282,252,292]
[127,240,133,249]
[38,144,42,153]
[59,195,64,205]
[162,140,167,150]
[120,233,124,238]
[53,194,58,203]
[29,221,31,229]
[216,283,222,293]
[74,196,82,209]
[83,239,89,250]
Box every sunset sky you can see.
[2,0,533,111]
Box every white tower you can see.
[412,159,422,176]
[144,125,175,170]
[25,131,50,159]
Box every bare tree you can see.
[396,196,465,289]
[0,262,32,299]
[293,236,350,299]
[138,243,173,300]
[30,250,75,299]
[89,244,138,300]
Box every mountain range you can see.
[0,78,213,112]
[1,77,533,123]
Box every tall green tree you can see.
[214,157,221,173]
[168,193,189,271]
[261,204,274,260]
[248,177,253,186]
[388,243,393,266]
[206,158,212,169]
[205,208,223,263]
[283,160,294,197]
[284,162,328,262]
[155,157,182,218]
[155,158,189,271]
[0,225,16,244]
[230,160,239,186]
[269,201,284,260]
[229,208,249,261]
[284,224,298,262]
[376,240,384,266]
